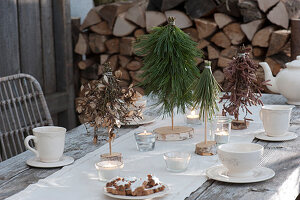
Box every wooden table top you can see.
[0,94,299,200]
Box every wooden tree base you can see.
[231,120,249,130]
[195,141,217,156]
[154,126,194,141]
[100,152,122,162]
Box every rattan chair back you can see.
[0,74,53,161]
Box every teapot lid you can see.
[286,56,300,68]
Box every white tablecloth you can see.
[7,105,264,200]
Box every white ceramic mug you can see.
[260,105,294,137]
[218,143,263,177]
[24,126,66,163]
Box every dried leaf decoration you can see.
[76,62,143,154]
[220,46,268,121]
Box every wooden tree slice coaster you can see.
[231,120,249,130]
[195,141,217,156]
[100,152,122,162]
[154,126,194,141]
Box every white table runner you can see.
[7,106,264,200]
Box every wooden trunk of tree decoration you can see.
[134,16,202,141]
[76,62,142,161]
[193,60,221,156]
[220,46,266,130]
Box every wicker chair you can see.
[0,74,53,161]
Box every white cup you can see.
[218,143,263,177]
[260,105,294,137]
[24,126,66,163]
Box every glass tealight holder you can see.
[209,116,232,145]
[163,152,191,173]
[95,160,124,181]
[185,109,202,125]
[134,130,156,152]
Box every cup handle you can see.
[24,135,39,158]
[259,110,263,120]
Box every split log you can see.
[195,57,204,65]
[113,13,137,37]
[74,33,89,55]
[267,2,289,29]
[117,68,130,81]
[220,46,238,59]
[120,37,135,56]
[90,21,112,35]
[185,0,217,18]
[194,18,217,39]
[214,13,234,29]
[98,64,105,75]
[213,70,225,83]
[126,60,143,71]
[267,30,290,56]
[134,29,145,38]
[164,10,192,29]
[100,54,109,65]
[119,80,130,88]
[107,55,118,71]
[217,0,240,18]
[119,55,131,68]
[252,26,276,47]
[240,19,265,41]
[264,57,283,76]
[80,9,102,30]
[130,70,144,82]
[145,11,167,32]
[161,0,185,11]
[183,28,198,42]
[291,19,300,60]
[218,56,232,68]
[282,0,300,20]
[253,47,266,57]
[105,38,120,54]
[238,0,264,23]
[125,4,146,28]
[89,34,107,54]
[211,32,231,48]
[81,64,98,80]
[133,86,144,95]
[78,59,95,70]
[207,45,220,60]
[197,39,210,50]
[98,2,134,29]
[257,0,279,12]
[223,23,246,45]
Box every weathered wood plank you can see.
[0,0,20,76]
[40,0,56,94]
[18,0,43,87]
[45,92,69,114]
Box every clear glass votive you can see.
[163,152,191,172]
[185,110,202,125]
[95,160,124,181]
[134,130,156,152]
[210,116,232,145]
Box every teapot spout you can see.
[259,62,279,93]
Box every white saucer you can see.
[121,115,156,126]
[26,155,74,168]
[255,132,298,141]
[206,165,275,183]
[103,184,169,199]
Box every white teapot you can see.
[259,56,300,105]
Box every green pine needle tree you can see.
[134,17,202,124]
[192,60,221,143]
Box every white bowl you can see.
[217,143,263,177]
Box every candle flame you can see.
[191,110,195,115]
[144,130,147,134]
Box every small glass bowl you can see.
[134,131,156,152]
[163,152,191,172]
[95,160,124,181]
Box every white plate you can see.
[121,115,156,126]
[206,165,275,183]
[103,184,169,199]
[255,131,298,141]
[26,155,74,168]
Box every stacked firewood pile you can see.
[74,0,300,93]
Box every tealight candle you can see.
[163,152,191,172]
[95,160,124,181]
[186,110,201,125]
[134,130,156,152]
[215,131,230,144]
